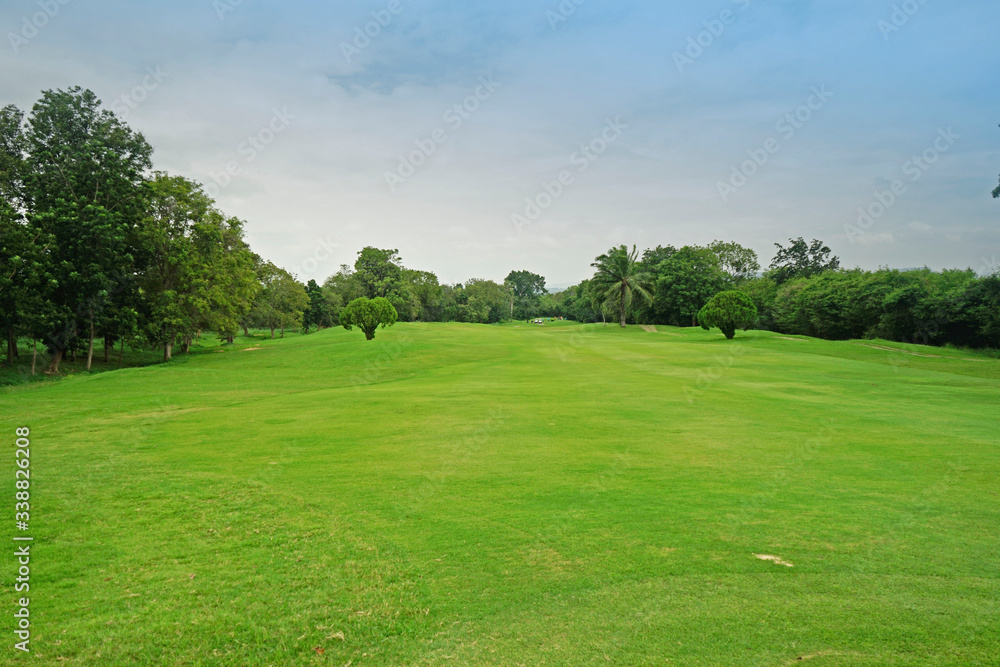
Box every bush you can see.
[339,297,398,341]
[698,291,758,340]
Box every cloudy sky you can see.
[2,0,998,286]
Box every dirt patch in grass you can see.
[754,553,794,567]
[782,650,865,665]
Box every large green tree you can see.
[454,279,509,324]
[302,279,330,332]
[24,87,153,373]
[708,240,760,284]
[653,246,727,327]
[139,172,211,360]
[0,104,30,365]
[404,269,443,322]
[590,245,653,328]
[353,247,418,320]
[202,215,259,343]
[505,270,547,321]
[250,261,307,339]
[355,247,403,298]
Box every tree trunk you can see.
[31,338,37,376]
[280,322,285,338]
[243,325,249,337]
[270,326,275,339]
[164,341,172,362]
[86,313,95,371]
[620,284,627,328]
[104,338,111,363]
[46,347,63,374]
[181,339,190,354]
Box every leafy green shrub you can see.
[339,297,398,341]
[698,291,758,340]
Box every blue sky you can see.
[2,0,998,286]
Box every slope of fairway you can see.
[3,323,999,665]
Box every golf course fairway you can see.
[3,322,998,665]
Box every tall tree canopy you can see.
[250,261,307,339]
[302,279,332,332]
[504,269,547,320]
[708,240,760,284]
[139,172,212,359]
[354,247,404,299]
[24,87,153,372]
[653,246,727,327]
[768,237,840,285]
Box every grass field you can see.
[2,322,999,665]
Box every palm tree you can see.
[590,245,653,328]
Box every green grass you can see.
[2,322,999,665]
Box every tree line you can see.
[558,238,999,349]
[3,87,997,378]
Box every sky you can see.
[2,0,998,287]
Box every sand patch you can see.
[754,553,794,567]
[242,347,263,352]
[640,325,658,333]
